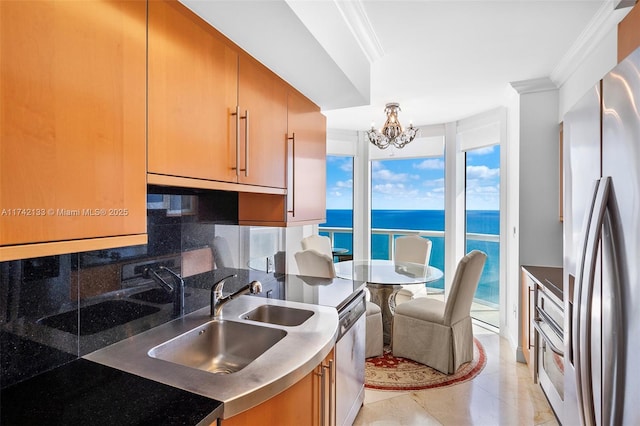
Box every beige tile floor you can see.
[353,325,560,426]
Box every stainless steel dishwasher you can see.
[335,290,366,426]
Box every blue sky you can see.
[326,145,500,210]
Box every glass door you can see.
[321,155,354,261]
[464,144,500,328]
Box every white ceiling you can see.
[181,0,631,131]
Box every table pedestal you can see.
[366,283,397,345]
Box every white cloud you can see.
[372,169,411,183]
[335,179,353,188]
[413,159,444,170]
[373,183,406,194]
[467,146,495,156]
[465,179,500,210]
[466,165,499,179]
[340,161,353,172]
[423,177,445,188]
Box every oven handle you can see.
[539,286,563,312]
[533,319,564,356]
[535,306,563,340]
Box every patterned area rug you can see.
[365,338,486,391]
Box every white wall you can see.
[505,88,521,351]
[505,83,564,359]
[518,89,563,267]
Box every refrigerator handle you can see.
[573,176,611,426]
[573,179,599,425]
[601,184,625,426]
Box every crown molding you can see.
[550,1,631,86]
[510,77,558,94]
[334,0,384,63]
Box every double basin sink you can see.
[84,296,338,418]
[148,305,314,375]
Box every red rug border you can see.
[364,337,487,391]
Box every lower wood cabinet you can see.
[221,349,335,426]
[521,268,536,378]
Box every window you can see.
[370,157,445,290]
[321,156,354,257]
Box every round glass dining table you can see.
[334,260,443,343]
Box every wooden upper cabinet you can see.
[148,0,239,183]
[0,0,147,252]
[237,54,288,189]
[238,89,326,226]
[618,3,640,63]
[148,1,287,192]
[287,91,327,223]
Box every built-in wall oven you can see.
[533,283,564,421]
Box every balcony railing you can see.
[320,226,500,327]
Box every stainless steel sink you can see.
[148,320,286,374]
[242,304,314,326]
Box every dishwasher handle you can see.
[337,291,366,341]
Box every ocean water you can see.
[320,209,500,305]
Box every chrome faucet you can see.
[143,266,185,317]
[211,274,262,317]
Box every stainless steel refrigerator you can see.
[563,46,640,425]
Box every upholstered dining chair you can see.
[294,249,383,358]
[392,250,487,374]
[294,249,336,278]
[301,234,333,258]
[390,235,433,309]
[395,234,432,265]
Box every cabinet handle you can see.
[241,110,249,177]
[322,360,334,426]
[287,134,295,216]
[528,287,534,349]
[315,366,326,426]
[232,106,240,176]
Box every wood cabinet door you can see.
[148,0,238,183]
[220,348,335,426]
[316,349,335,426]
[287,91,327,223]
[521,269,535,377]
[0,0,146,246]
[221,366,316,426]
[237,54,287,189]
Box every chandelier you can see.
[366,103,418,149]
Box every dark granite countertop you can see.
[1,358,222,426]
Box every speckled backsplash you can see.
[0,190,286,390]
